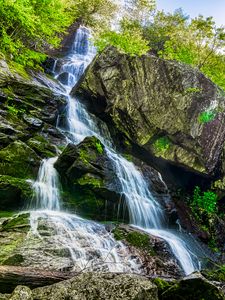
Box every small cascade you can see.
[29,25,201,276]
[30,210,140,272]
[106,150,197,275]
[32,157,61,211]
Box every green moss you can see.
[153,278,173,295]
[203,265,225,283]
[79,149,90,164]
[2,254,24,266]
[153,136,171,154]
[123,153,133,161]
[184,87,202,95]
[113,227,155,255]
[0,235,25,265]
[0,211,15,218]
[77,174,104,188]
[198,111,216,124]
[96,141,103,154]
[27,135,56,158]
[1,213,30,232]
[0,141,40,179]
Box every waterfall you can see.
[31,26,200,275]
[33,157,61,211]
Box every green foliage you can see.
[0,0,122,67]
[113,227,155,255]
[95,141,103,154]
[144,10,225,90]
[0,0,75,67]
[184,87,202,95]
[70,0,117,30]
[95,26,150,56]
[191,186,218,215]
[153,136,170,153]
[204,265,225,282]
[198,111,216,124]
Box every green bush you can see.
[191,186,218,215]
[95,29,150,56]
[198,111,216,124]
[153,136,170,153]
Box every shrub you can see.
[198,111,216,124]
[191,186,218,215]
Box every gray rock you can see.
[9,286,32,300]
[75,46,225,175]
[32,273,158,300]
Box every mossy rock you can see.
[159,273,225,300]
[202,266,225,283]
[2,254,24,266]
[113,226,155,256]
[0,213,29,266]
[0,141,41,179]
[0,175,33,210]
[27,135,57,158]
[1,213,30,232]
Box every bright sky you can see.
[157,0,225,26]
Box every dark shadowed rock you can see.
[54,136,125,221]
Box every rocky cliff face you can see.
[75,47,225,176]
[0,60,66,210]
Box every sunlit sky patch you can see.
[157,0,225,26]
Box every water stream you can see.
[30,26,201,275]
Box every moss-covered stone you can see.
[202,266,225,283]
[2,254,24,266]
[159,273,225,300]
[0,141,41,179]
[1,213,30,232]
[27,135,57,158]
[76,46,225,175]
[113,226,155,256]
[55,137,126,222]
[0,175,33,210]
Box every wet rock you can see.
[112,225,182,278]
[57,72,69,85]
[55,136,124,221]
[32,273,158,300]
[23,116,43,129]
[76,46,225,176]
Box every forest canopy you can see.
[0,0,224,90]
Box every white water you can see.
[31,26,200,275]
[33,157,61,211]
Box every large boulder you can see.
[112,225,182,278]
[155,272,225,300]
[75,47,225,176]
[54,136,125,221]
[0,273,158,300]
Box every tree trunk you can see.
[0,266,75,293]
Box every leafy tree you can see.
[95,18,150,56]
[143,10,225,90]
[0,0,118,67]
[70,0,117,30]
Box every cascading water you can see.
[30,25,201,275]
